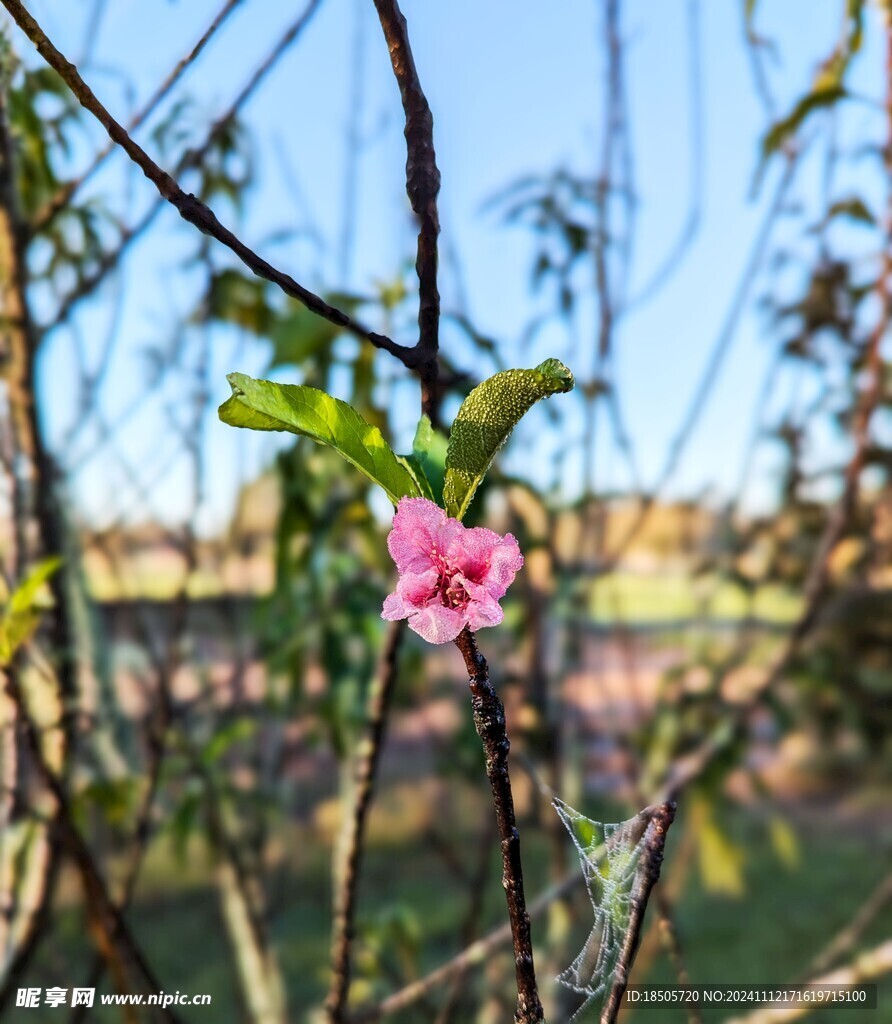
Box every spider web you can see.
[553,799,658,1022]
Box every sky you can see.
[5,0,887,533]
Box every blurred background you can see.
[0,0,891,1020]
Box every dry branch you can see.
[454,628,543,1024]
[1,0,416,366]
[372,0,441,419]
[325,621,405,1024]
[30,0,247,235]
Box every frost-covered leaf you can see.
[219,373,420,506]
[554,799,675,1022]
[443,359,574,520]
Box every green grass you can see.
[22,799,890,1022]
[588,573,803,625]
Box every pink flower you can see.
[382,498,524,644]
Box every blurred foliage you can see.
[2,0,892,1020]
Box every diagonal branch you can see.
[351,870,582,1022]
[2,0,417,366]
[45,0,327,333]
[3,667,183,1022]
[29,0,247,235]
[454,627,543,1024]
[660,21,892,806]
[372,0,441,418]
[325,620,405,1024]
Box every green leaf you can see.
[693,796,745,897]
[219,373,420,506]
[826,196,875,227]
[201,719,257,766]
[269,308,341,370]
[768,815,800,870]
[762,86,846,159]
[395,454,434,502]
[0,558,61,664]
[443,359,574,520]
[410,414,448,505]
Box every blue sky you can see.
[8,0,886,532]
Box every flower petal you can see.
[387,498,448,574]
[445,524,498,580]
[408,603,466,644]
[397,568,439,607]
[458,575,505,630]
[382,591,409,620]
[480,533,524,598]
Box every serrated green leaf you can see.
[443,359,574,520]
[219,374,420,506]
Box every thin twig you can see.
[371,0,441,420]
[454,627,543,1024]
[806,870,892,978]
[661,25,892,803]
[30,0,247,235]
[45,0,326,333]
[601,147,801,572]
[3,668,183,1022]
[324,621,405,1024]
[2,0,416,366]
[600,802,677,1024]
[723,940,892,1024]
[351,870,582,1023]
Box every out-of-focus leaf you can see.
[762,86,846,159]
[693,797,746,896]
[205,269,274,335]
[443,359,574,520]
[768,815,800,869]
[0,558,60,664]
[201,718,257,765]
[76,777,139,827]
[168,788,204,862]
[826,196,875,227]
[219,373,420,506]
[269,308,341,370]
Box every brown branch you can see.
[806,870,892,979]
[2,0,416,366]
[654,890,703,1024]
[371,0,441,420]
[453,628,543,1024]
[659,25,892,805]
[45,0,326,333]
[434,820,494,1024]
[600,147,801,574]
[351,869,582,1023]
[324,620,405,1024]
[723,939,892,1024]
[0,55,80,1006]
[29,0,247,236]
[600,803,676,1024]
[3,667,183,1022]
